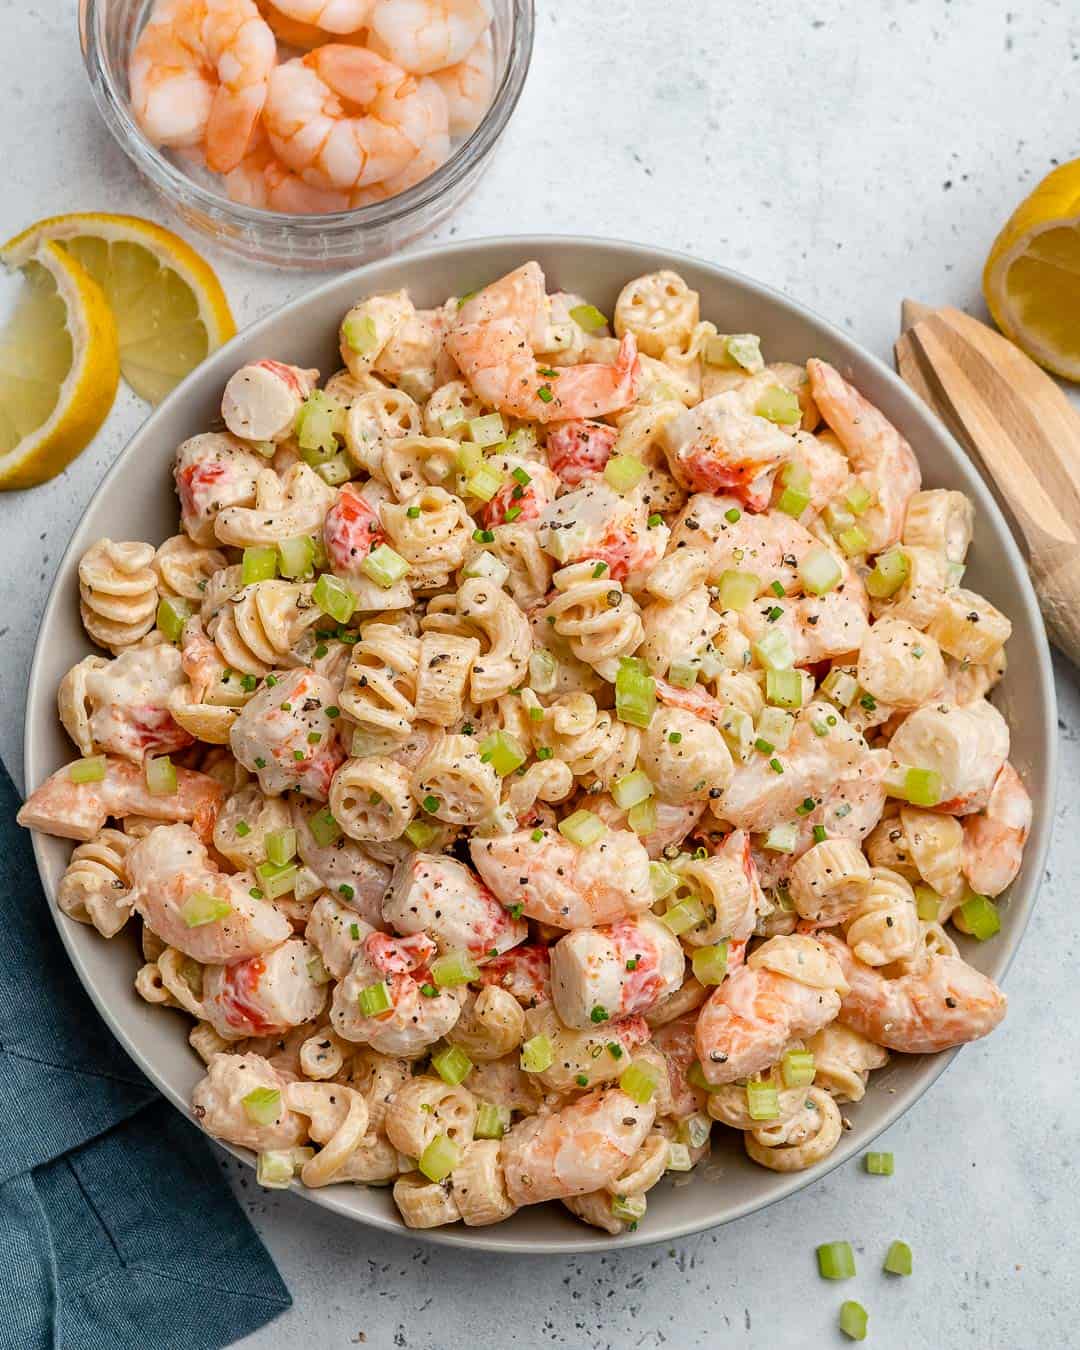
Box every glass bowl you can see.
[78,0,534,268]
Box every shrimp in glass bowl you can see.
[21,245,1051,1249]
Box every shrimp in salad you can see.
[331,929,465,1054]
[961,761,1032,898]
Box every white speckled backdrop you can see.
[1,1,1078,1346]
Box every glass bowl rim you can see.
[78,0,535,232]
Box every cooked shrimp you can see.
[887,698,1009,815]
[659,391,793,510]
[264,45,446,192]
[649,1013,708,1119]
[738,591,869,665]
[537,480,668,581]
[428,32,493,134]
[470,825,653,929]
[501,1085,656,1206]
[62,642,193,762]
[291,799,392,927]
[192,1052,308,1150]
[447,320,642,425]
[545,419,617,488]
[18,758,223,843]
[714,700,886,834]
[225,135,354,213]
[271,0,374,32]
[130,0,277,173]
[476,943,551,1007]
[550,915,685,1029]
[368,0,492,75]
[819,933,1007,1053]
[229,668,346,799]
[694,964,842,1087]
[962,761,1031,897]
[807,359,921,553]
[173,433,265,545]
[323,480,386,575]
[331,929,466,1054]
[201,937,329,1038]
[384,851,528,956]
[222,360,319,443]
[127,823,292,963]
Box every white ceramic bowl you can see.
[24,237,1057,1252]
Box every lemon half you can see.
[983,161,1080,382]
[0,241,119,490]
[2,213,236,404]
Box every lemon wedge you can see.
[983,161,1080,382]
[0,241,119,490]
[2,213,236,403]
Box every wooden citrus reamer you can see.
[894,303,1080,667]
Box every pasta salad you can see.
[19,260,1027,1235]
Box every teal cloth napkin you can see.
[0,758,291,1350]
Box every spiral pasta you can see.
[804,1024,889,1103]
[338,622,421,745]
[410,732,500,825]
[614,270,700,359]
[153,534,228,602]
[57,828,134,938]
[543,561,644,680]
[214,464,336,547]
[329,757,416,842]
[526,690,639,788]
[208,579,322,676]
[78,540,158,652]
[344,385,423,477]
[843,867,919,966]
[423,578,531,701]
[744,1086,843,1172]
[382,485,473,589]
[413,631,481,726]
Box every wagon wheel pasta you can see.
[19,259,1027,1238]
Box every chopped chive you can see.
[423,795,440,813]
[724,507,741,523]
[812,824,828,843]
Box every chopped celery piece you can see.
[278,535,316,579]
[763,822,798,853]
[464,462,505,502]
[478,730,526,776]
[649,860,680,899]
[885,764,943,808]
[505,427,538,456]
[255,860,298,899]
[69,756,107,784]
[603,454,647,494]
[822,668,859,707]
[404,819,439,849]
[781,458,811,492]
[315,453,352,487]
[746,1080,780,1120]
[614,656,656,728]
[883,1240,912,1276]
[865,547,910,598]
[691,942,729,986]
[752,628,795,671]
[257,1149,297,1189]
[180,890,232,927]
[308,807,342,847]
[719,707,755,762]
[914,884,942,921]
[520,1033,554,1073]
[766,668,804,709]
[667,662,699,689]
[430,949,481,987]
[342,313,378,355]
[241,1087,281,1125]
[824,500,856,536]
[776,486,811,517]
[296,391,340,455]
[716,569,760,612]
[816,1240,856,1280]
[361,544,410,590]
[619,1060,658,1104]
[559,809,607,847]
[957,891,1001,940]
[456,441,484,476]
[241,546,278,587]
[612,769,654,810]
[156,595,192,643]
[839,1301,868,1341]
[145,755,177,797]
[265,827,297,867]
[837,525,869,557]
[661,895,706,936]
[467,413,505,446]
[758,707,795,750]
[781,1049,815,1088]
[666,1142,694,1172]
[419,1132,460,1183]
[358,980,393,1018]
[306,953,332,985]
[611,1192,647,1221]
[313,573,357,624]
[799,545,842,596]
[678,1113,711,1149]
[569,303,608,332]
[704,332,763,372]
[755,386,801,425]
[627,796,657,835]
[475,1101,510,1139]
[462,550,510,586]
[844,482,873,515]
[431,1043,473,1086]
[529,649,557,693]
[864,1151,894,1175]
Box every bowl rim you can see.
[78,0,536,232]
[24,234,1058,1253]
